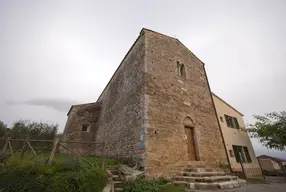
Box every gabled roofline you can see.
[95,30,145,102]
[142,28,205,66]
[141,28,177,40]
[95,28,207,102]
[67,102,98,115]
[212,92,244,116]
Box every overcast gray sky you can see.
[1,0,285,158]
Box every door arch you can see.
[183,117,198,161]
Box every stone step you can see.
[187,161,206,166]
[187,162,206,169]
[178,171,226,177]
[112,175,122,181]
[217,179,247,189]
[173,175,238,183]
[184,168,215,172]
[173,179,247,189]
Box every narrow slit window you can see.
[177,61,186,77]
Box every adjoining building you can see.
[213,93,262,177]
[257,155,286,175]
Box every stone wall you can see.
[62,102,101,154]
[142,29,229,177]
[95,32,146,166]
[62,29,230,177]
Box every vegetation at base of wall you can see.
[0,158,108,192]
[122,177,184,192]
[159,184,185,192]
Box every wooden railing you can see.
[0,137,105,169]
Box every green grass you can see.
[0,158,109,192]
[0,150,119,192]
[159,184,185,192]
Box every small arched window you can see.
[177,61,186,78]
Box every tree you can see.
[0,121,8,138]
[247,111,286,151]
[7,120,58,150]
[9,120,58,140]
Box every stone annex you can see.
[62,29,240,183]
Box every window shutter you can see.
[225,115,234,128]
[232,145,241,163]
[225,115,230,127]
[243,147,252,163]
[233,117,239,128]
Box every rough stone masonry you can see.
[62,28,230,177]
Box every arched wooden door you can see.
[184,117,197,161]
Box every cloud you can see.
[7,98,77,112]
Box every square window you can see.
[224,115,239,129]
[220,116,224,122]
[232,145,251,163]
[82,124,89,132]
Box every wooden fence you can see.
[0,137,105,169]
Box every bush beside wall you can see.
[0,159,108,192]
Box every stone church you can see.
[63,28,231,177]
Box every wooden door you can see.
[185,126,196,161]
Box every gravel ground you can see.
[191,183,286,192]
[223,183,286,192]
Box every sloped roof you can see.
[67,102,99,115]
[257,155,286,162]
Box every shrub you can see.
[55,158,81,172]
[122,177,184,192]
[122,178,160,192]
[0,159,108,192]
[156,177,169,185]
[159,184,184,192]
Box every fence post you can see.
[100,142,105,170]
[1,137,10,155]
[27,141,37,157]
[47,138,60,166]
[240,161,247,179]
[20,139,28,160]
[257,158,266,180]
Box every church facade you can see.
[63,29,232,177]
